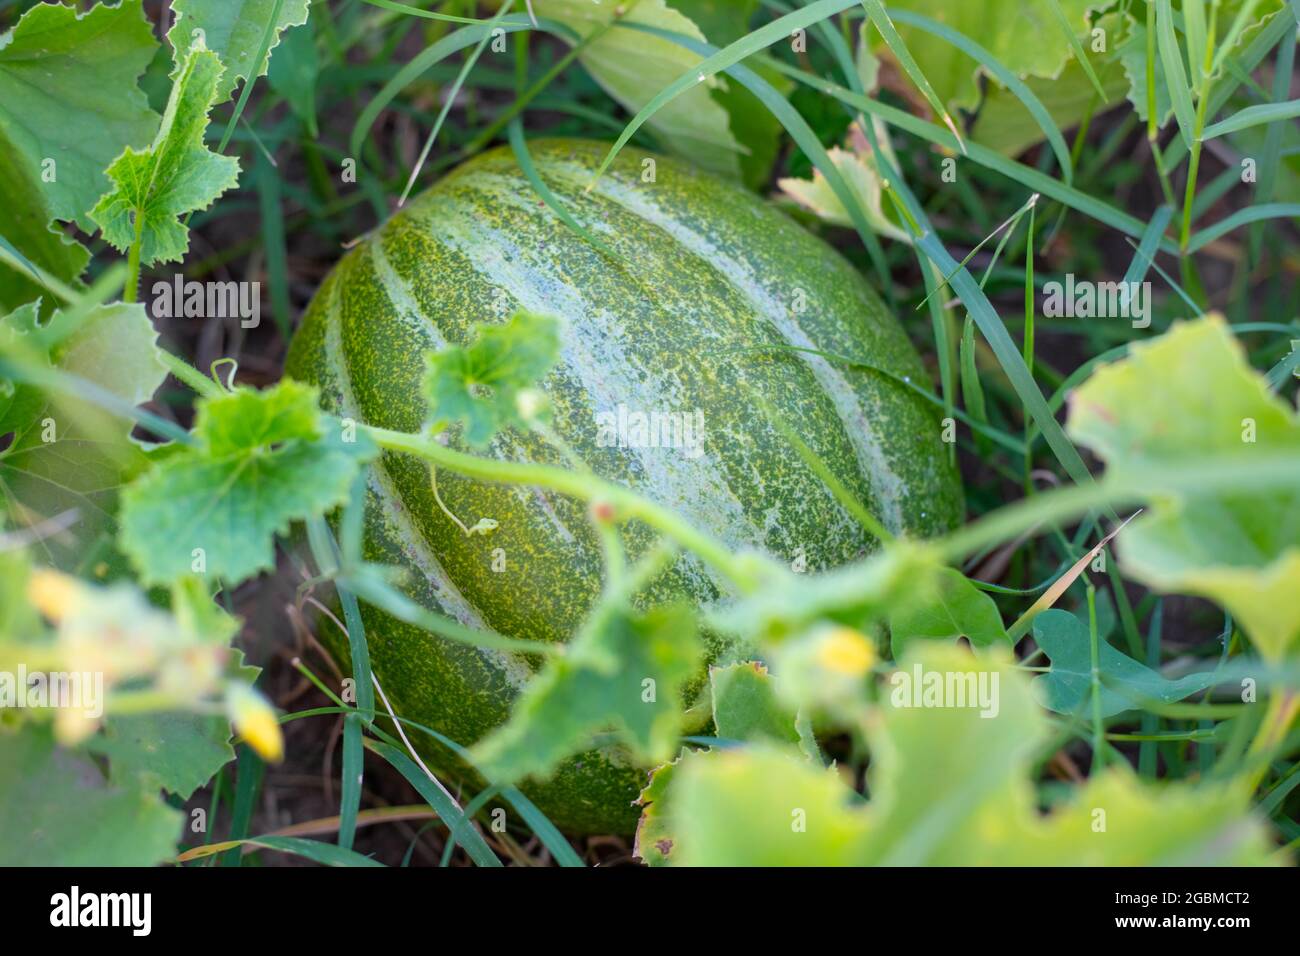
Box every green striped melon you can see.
[286,138,962,835]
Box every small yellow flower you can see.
[226,683,284,763]
[813,627,876,677]
[26,569,85,624]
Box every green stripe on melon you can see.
[286,138,962,835]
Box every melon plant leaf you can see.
[1,301,166,439]
[633,750,684,866]
[87,713,235,801]
[85,637,257,799]
[708,542,935,645]
[168,0,313,101]
[267,19,319,136]
[0,153,88,315]
[533,0,744,179]
[0,303,166,570]
[0,301,48,437]
[119,380,377,585]
[90,43,241,267]
[887,565,1010,657]
[973,10,1129,157]
[667,0,786,187]
[0,0,160,234]
[1030,609,1221,718]
[657,645,1274,865]
[881,0,1098,113]
[636,661,814,866]
[423,310,560,447]
[710,661,802,745]
[0,727,181,867]
[54,303,169,427]
[471,602,702,783]
[1118,0,1285,129]
[1067,315,1300,661]
[777,120,910,241]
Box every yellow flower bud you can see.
[813,626,876,677]
[226,683,284,763]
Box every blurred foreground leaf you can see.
[656,645,1275,865]
[1067,315,1300,661]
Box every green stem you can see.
[124,211,144,304]
[1087,583,1105,772]
[1145,0,1157,142]
[1180,9,1219,249]
[158,349,225,399]
[460,17,614,157]
[938,451,1300,563]
[362,425,770,592]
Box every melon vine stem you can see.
[123,211,144,304]
[362,424,771,593]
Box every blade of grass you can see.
[886,7,1073,182]
[220,747,264,867]
[1156,0,1197,149]
[1162,3,1296,169]
[283,699,584,866]
[398,0,517,205]
[921,260,957,467]
[1138,601,1164,777]
[338,713,363,850]
[1212,0,1266,74]
[182,835,385,866]
[366,739,502,867]
[1121,204,1173,309]
[766,59,1171,247]
[306,516,376,720]
[1182,0,1209,85]
[255,152,291,339]
[217,0,287,154]
[360,0,487,25]
[1250,26,1295,261]
[1023,200,1036,494]
[1045,0,1108,102]
[507,119,620,259]
[1202,97,1300,140]
[350,15,574,160]
[587,0,863,184]
[1186,203,1300,252]
[959,316,989,441]
[858,0,965,149]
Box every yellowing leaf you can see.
[1067,315,1300,661]
[534,0,744,178]
[884,0,1098,112]
[778,120,910,241]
